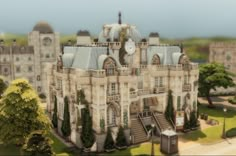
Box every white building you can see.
[46,14,199,151]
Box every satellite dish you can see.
[125,38,136,55]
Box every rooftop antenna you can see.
[118,12,122,24]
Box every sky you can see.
[0,0,236,38]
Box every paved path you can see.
[179,137,236,155]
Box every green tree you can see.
[61,96,71,137]
[52,96,58,128]
[199,62,235,108]
[0,76,7,98]
[0,79,50,145]
[189,111,197,128]
[165,90,175,122]
[22,130,54,156]
[104,128,115,150]
[116,126,127,148]
[81,105,95,148]
[183,113,190,130]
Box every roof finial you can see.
[118,12,122,24]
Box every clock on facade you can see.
[43,37,52,46]
[125,38,136,55]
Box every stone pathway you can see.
[179,137,236,155]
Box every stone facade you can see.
[46,17,199,151]
[0,21,60,94]
[209,42,236,94]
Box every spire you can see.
[118,12,122,24]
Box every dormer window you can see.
[103,57,116,76]
[152,54,160,65]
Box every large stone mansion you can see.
[46,14,199,151]
[0,21,60,94]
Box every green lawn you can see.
[0,132,74,156]
[182,104,236,143]
[103,143,162,156]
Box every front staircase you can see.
[153,112,173,132]
[131,119,148,144]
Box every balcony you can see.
[154,86,166,93]
[90,70,106,78]
[107,94,120,102]
[118,68,130,76]
[182,84,191,92]
[138,89,150,96]
[130,91,138,98]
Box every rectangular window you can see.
[28,66,33,72]
[111,83,116,95]
[138,77,143,89]
[159,77,163,87]
[16,66,21,73]
[154,77,158,87]
[184,75,187,84]
[37,75,41,81]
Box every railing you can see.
[130,91,137,98]
[138,111,152,118]
[138,113,148,135]
[154,86,165,93]
[169,64,183,71]
[89,69,106,78]
[151,112,163,133]
[190,63,198,70]
[107,94,120,102]
[182,84,191,92]
[139,42,149,48]
[138,89,150,96]
[169,117,176,131]
[156,65,168,71]
[118,68,130,76]
[140,65,148,69]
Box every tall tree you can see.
[61,96,71,137]
[165,90,175,122]
[81,105,95,148]
[199,62,235,108]
[116,126,127,148]
[0,79,50,145]
[0,76,7,98]
[52,96,58,128]
[22,130,54,156]
[104,128,115,150]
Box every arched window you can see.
[103,58,116,76]
[151,54,160,65]
[107,106,116,126]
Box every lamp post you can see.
[151,123,155,156]
[222,107,227,139]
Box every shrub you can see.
[52,96,58,128]
[61,96,71,137]
[183,113,190,130]
[165,90,175,122]
[116,126,127,148]
[39,93,46,99]
[81,105,95,148]
[104,128,115,150]
[189,111,198,128]
[226,128,236,138]
[228,97,236,104]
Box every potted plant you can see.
[104,128,116,152]
[115,126,127,150]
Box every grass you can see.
[103,143,162,156]
[182,104,236,144]
[0,131,74,156]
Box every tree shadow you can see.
[199,104,235,118]
[211,97,225,102]
[180,130,207,142]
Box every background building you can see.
[0,21,60,94]
[209,42,236,94]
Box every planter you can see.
[116,146,127,150]
[105,148,116,152]
[183,129,191,133]
[83,147,91,152]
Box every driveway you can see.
[179,137,236,155]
